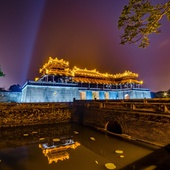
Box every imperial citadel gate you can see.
[0,57,151,103]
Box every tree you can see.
[154,91,166,98]
[118,0,170,48]
[9,84,22,92]
[0,66,5,77]
[167,89,170,97]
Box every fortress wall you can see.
[0,83,151,103]
[21,84,80,102]
[117,89,151,99]
[21,84,151,102]
[0,91,21,102]
[0,103,72,127]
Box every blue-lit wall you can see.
[117,88,151,99]
[21,84,80,102]
[109,91,118,99]
[0,83,151,103]
[0,92,21,102]
[99,91,105,99]
[86,91,92,100]
[79,89,151,100]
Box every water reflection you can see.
[0,123,170,170]
[39,137,80,164]
[0,123,72,145]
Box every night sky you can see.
[0,0,170,92]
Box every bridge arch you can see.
[105,120,122,134]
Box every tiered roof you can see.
[38,57,143,85]
[39,57,72,76]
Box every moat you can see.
[0,122,170,170]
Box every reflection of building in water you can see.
[39,137,80,164]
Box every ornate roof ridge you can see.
[37,57,142,84]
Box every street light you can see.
[163,92,168,98]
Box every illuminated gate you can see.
[105,92,109,99]
[92,91,99,99]
[125,94,130,99]
[80,91,86,100]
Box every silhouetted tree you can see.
[9,84,22,92]
[118,0,170,48]
[0,87,6,92]
[154,90,169,98]
[167,89,170,97]
[0,66,5,77]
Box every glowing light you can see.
[38,57,143,86]
[35,77,39,81]
[39,57,71,76]
[39,140,80,164]
[163,92,167,97]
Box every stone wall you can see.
[0,91,21,102]
[72,100,170,146]
[1,99,170,146]
[0,83,151,103]
[21,83,151,102]
[21,83,80,102]
[0,102,72,127]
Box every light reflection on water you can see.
[39,137,80,164]
[0,123,170,170]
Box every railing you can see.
[73,99,170,114]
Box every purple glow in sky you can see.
[0,0,170,92]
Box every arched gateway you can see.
[105,121,122,134]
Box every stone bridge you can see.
[72,99,170,146]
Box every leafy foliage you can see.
[0,87,6,92]
[118,0,170,48]
[0,66,5,77]
[167,89,170,97]
[9,84,22,92]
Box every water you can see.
[0,123,170,170]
